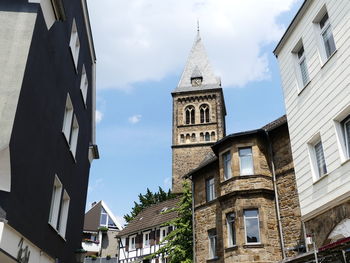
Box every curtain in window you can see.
[315,141,327,176]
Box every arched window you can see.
[186,134,191,143]
[180,134,185,143]
[200,104,210,123]
[191,133,196,142]
[185,106,195,125]
[205,132,210,141]
[211,132,216,141]
[200,133,204,142]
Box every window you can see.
[143,232,150,247]
[239,147,254,175]
[69,19,80,70]
[319,12,336,59]
[208,229,217,259]
[48,176,70,238]
[205,132,210,141]
[314,141,327,177]
[62,94,73,142]
[244,209,260,244]
[297,45,309,86]
[180,134,185,143]
[185,106,195,125]
[200,104,210,123]
[58,190,70,238]
[80,64,88,105]
[223,151,232,180]
[160,227,168,241]
[206,178,215,202]
[186,134,190,143]
[226,213,235,247]
[191,133,196,142]
[130,235,136,250]
[62,94,79,158]
[100,207,108,226]
[70,115,79,157]
[49,175,63,229]
[342,117,350,158]
[211,132,216,141]
[100,207,116,228]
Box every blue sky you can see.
[86,0,304,225]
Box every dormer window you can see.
[191,77,202,87]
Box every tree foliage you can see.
[124,187,175,222]
[147,182,193,263]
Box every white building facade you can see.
[274,0,350,258]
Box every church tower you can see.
[171,31,227,193]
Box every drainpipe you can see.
[265,131,286,259]
[191,177,196,263]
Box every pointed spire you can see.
[175,26,220,92]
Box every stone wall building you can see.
[171,30,226,193]
[274,0,350,261]
[187,117,304,263]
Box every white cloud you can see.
[128,114,142,124]
[96,110,103,123]
[87,0,299,89]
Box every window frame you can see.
[319,13,336,60]
[80,64,88,106]
[308,134,327,181]
[313,7,336,64]
[143,231,151,247]
[62,94,73,143]
[130,235,137,250]
[239,147,254,176]
[226,213,236,247]
[160,226,168,242]
[243,209,261,245]
[200,104,210,123]
[222,151,232,180]
[208,229,217,259]
[69,19,80,70]
[48,175,63,229]
[58,190,70,238]
[185,105,195,125]
[206,177,215,202]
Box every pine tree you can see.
[147,182,193,263]
[124,187,176,222]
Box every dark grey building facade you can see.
[0,0,98,262]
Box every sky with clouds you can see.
[86,0,303,226]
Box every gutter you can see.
[264,130,286,259]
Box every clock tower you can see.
[171,31,227,193]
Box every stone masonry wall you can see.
[101,230,119,257]
[270,124,303,258]
[304,201,350,248]
[172,145,213,193]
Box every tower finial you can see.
[197,19,200,33]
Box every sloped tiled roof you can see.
[174,31,220,93]
[117,197,180,237]
[262,115,287,131]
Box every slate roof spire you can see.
[174,28,221,92]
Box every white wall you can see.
[0,9,37,191]
[276,0,350,220]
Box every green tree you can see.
[124,187,176,222]
[148,182,193,263]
